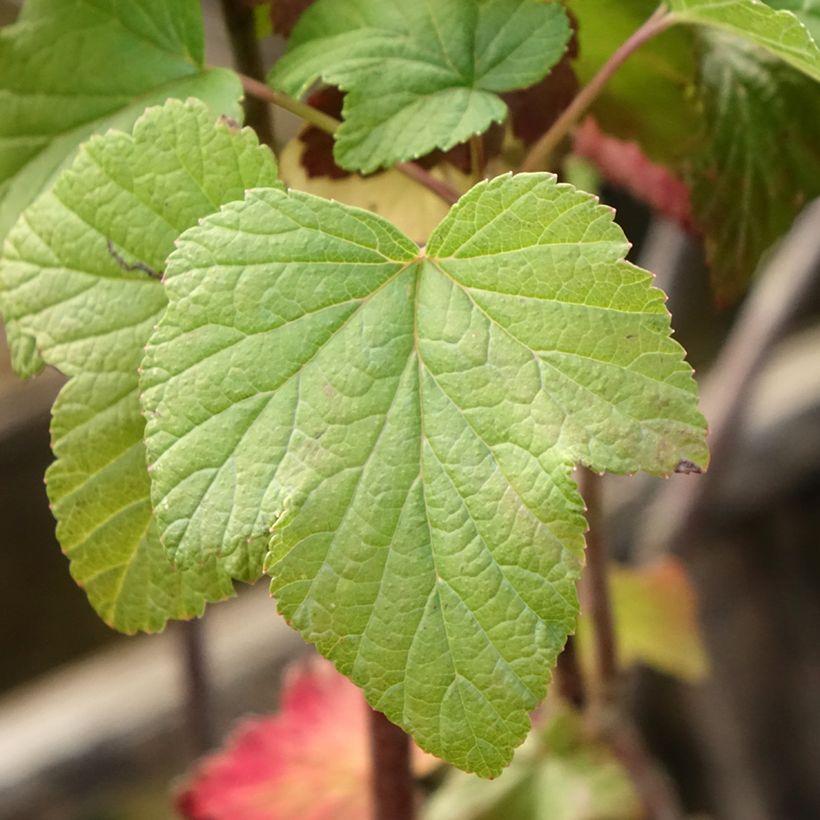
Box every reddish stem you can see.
[579,468,618,697]
[520,5,673,171]
[369,707,415,820]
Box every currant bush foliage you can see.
[140,174,707,773]
[6,0,820,777]
[0,100,279,631]
[268,0,572,172]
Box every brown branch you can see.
[603,713,685,820]
[219,0,274,146]
[554,635,586,708]
[180,618,214,755]
[579,468,618,698]
[469,133,486,185]
[237,73,461,206]
[369,707,415,820]
[640,199,820,554]
[520,5,673,172]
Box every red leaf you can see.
[299,87,349,179]
[573,117,695,232]
[177,657,436,820]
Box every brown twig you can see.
[554,635,586,708]
[639,200,820,555]
[237,73,461,206]
[219,0,274,146]
[579,468,618,698]
[369,707,415,820]
[180,618,214,755]
[603,713,685,820]
[469,133,486,185]
[520,5,673,172]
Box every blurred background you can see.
[1,1,820,818]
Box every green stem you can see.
[239,73,341,135]
[520,4,673,172]
[237,73,461,206]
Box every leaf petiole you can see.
[520,4,674,172]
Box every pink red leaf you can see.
[573,117,694,232]
[177,657,436,820]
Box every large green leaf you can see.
[0,0,239,374]
[268,0,571,173]
[668,0,820,79]
[0,100,280,632]
[688,31,820,299]
[141,173,707,773]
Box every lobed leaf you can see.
[141,173,707,773]
[268,0,572,173]
[0,100,280,632]
[668,0,820,80]
[0,0,239,374]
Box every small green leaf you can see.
[688,31,820,299]
[0,100,279,632]
[141,173,707,773]
[668,0,820,80]
[0,0,241,375]
[268,0,571,173]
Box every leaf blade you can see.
[0,100,279,632]
[268,0,571,172]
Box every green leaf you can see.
[766,0,820,43]
[268,0,571,173]
[688,31,820,300]
[0,100,279,632]
[141,173,706,773]
[0,0,240,374]
[668,0,820,80]
[0,0,240,241]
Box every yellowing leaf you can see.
[577,557,709,682]
[278,138,463,244]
